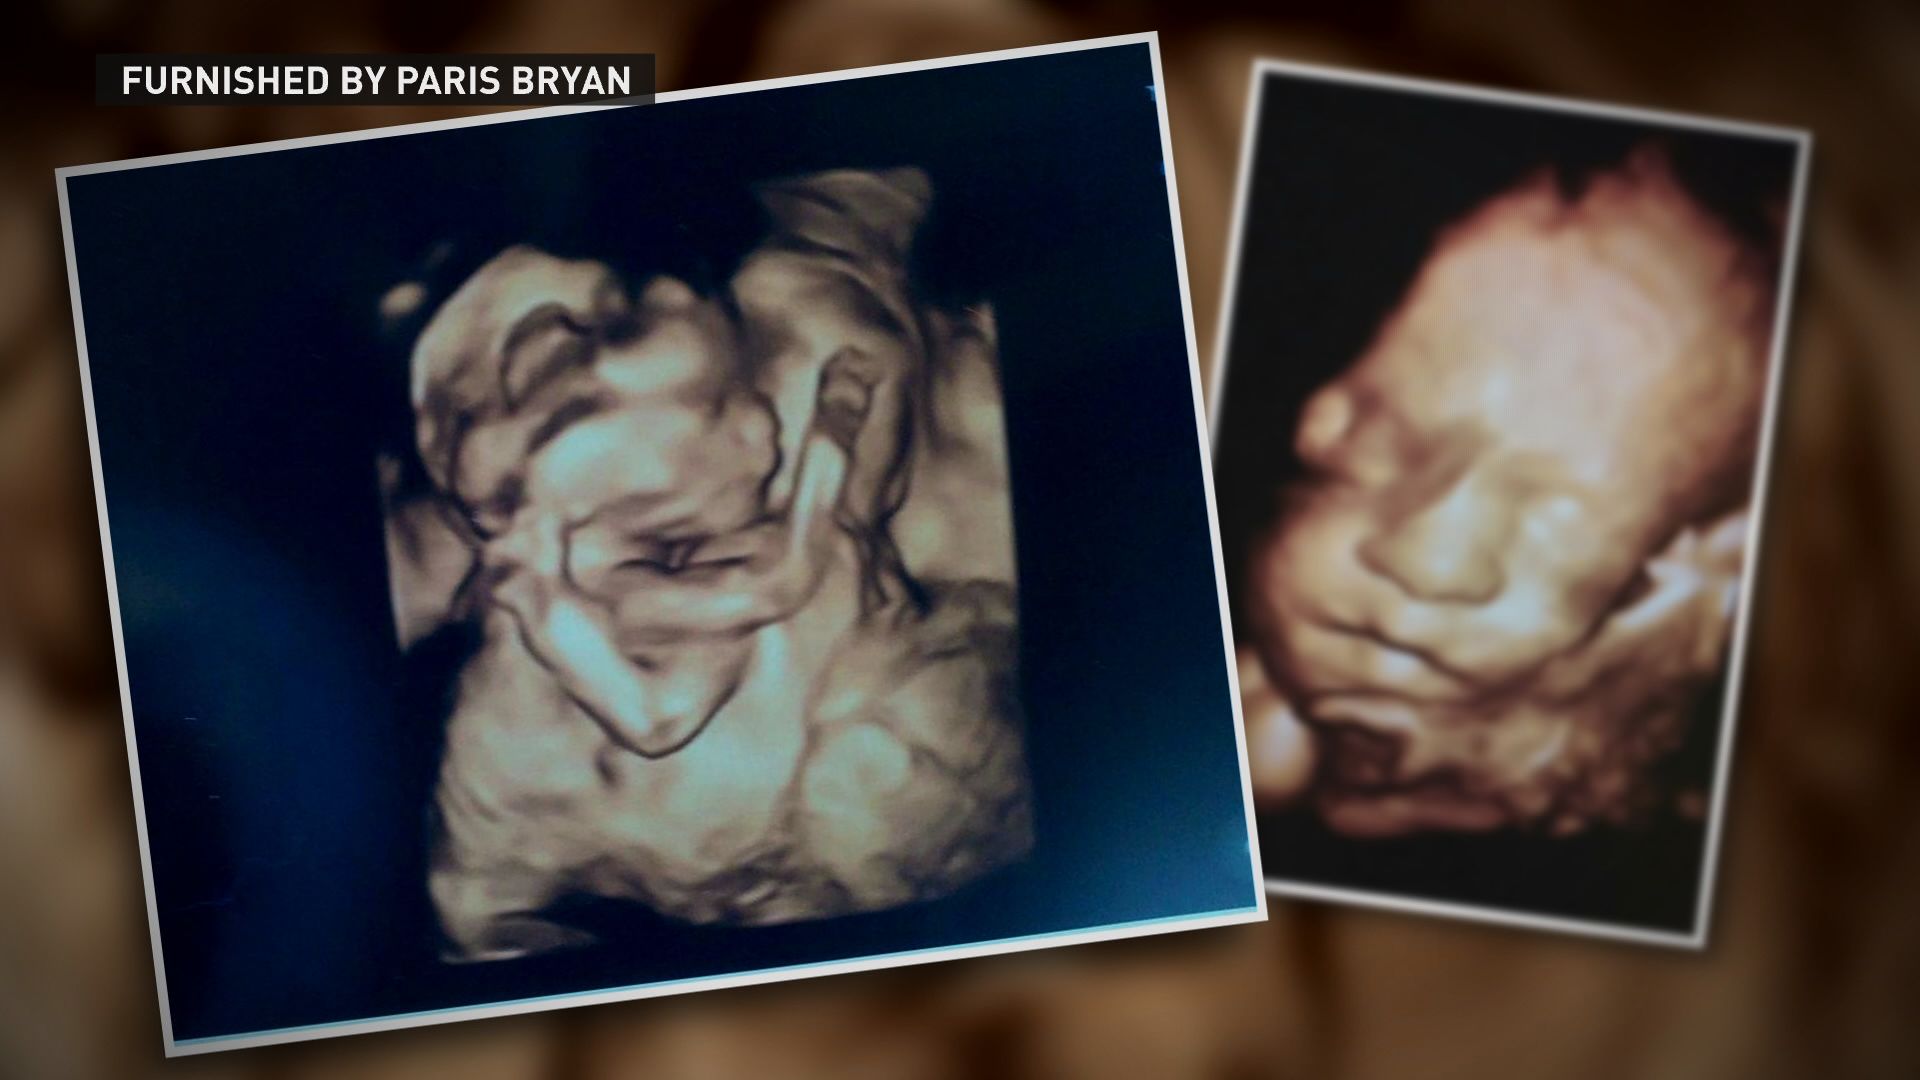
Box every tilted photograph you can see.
[1212,61,1808,944]
[58,35,1261,1055]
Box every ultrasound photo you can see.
[1212,63,1808,943]
[380,168,1033,960]
[59,36,1260,1055]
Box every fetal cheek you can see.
[1430,552,1646,680]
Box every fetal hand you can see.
[484,512,736,758]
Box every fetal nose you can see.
[1358,483,1509,605]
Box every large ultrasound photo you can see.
[1212,63,1808,944]
[59,36,1261,1055]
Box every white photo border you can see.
[56,31,1268,1057]
[1207,57,1812,951]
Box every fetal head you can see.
[1249,151,1771,804]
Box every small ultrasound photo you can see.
[59,37,1260,1055]
[1212,63,1808,944]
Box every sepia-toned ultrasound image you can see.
[376,168,1033,961]
[1215,71,1805,937]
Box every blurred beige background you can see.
[2,1,1917,1076]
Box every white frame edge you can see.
[55,30,1268,1056]
[1205,55,1813,950]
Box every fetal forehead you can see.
[568,260,907,385]
[1322,274,1762,474]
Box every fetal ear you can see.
[754,167,933,267]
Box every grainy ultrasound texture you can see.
[379,168,1031,961]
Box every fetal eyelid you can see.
[1382,416,1504,499]
[500,305,596,411]
[1491,452,1608,515]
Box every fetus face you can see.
[410,255,799,759]
[1245,154,1773,831]
[402,168,1033,957]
